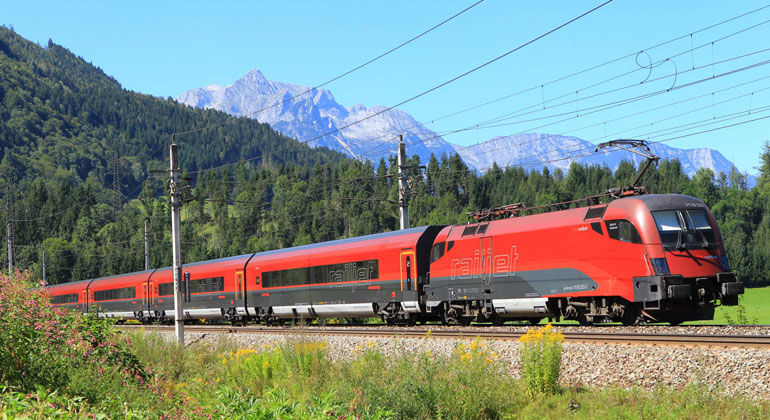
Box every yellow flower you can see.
[235,348,256,358]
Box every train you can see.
[47,193,744,326]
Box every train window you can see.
[591,222,603,235]
[158,282,173,296]
[683,209,716,244]
[94,287,135,301]
[263,259,379,287]
[51,293,78,304]
[652,210,716,245]
[605,220,642,244]
[188,277,225,294]
[447,241,455,252]
[430,242,445,263]
[652,211,682,244]
[476,224,489,235]
[462,225,478,236]
[584,206,607,220]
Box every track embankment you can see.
[121,324,770,398]
[119,324,770,348]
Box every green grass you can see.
[711,286,770,324]
[4,332,769,419]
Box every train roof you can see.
[184,225,432,268]
[629,194,706,211]
[48,226,434,287]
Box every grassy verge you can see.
[5,330,768,419]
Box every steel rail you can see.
[117,325,770,348]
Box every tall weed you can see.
[519,323,564,397]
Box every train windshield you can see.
[652,209,716,249]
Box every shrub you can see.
[519,323,564,397]
[0,272,146,393]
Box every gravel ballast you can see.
[151,327,770,399]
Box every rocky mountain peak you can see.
[178,71,750,182]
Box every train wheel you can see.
[621,305,640,326]
[442,307,461,325]
[577,314,593,326]
[491,315,505,326]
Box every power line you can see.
[393,53,770,164]
[309,4,770,163]
[173,0,485,137]
[186,0,614,176]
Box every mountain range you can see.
[178,69,745,180]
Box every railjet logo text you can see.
[450,246,519,280]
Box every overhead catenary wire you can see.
[80,2,769,217]
[185,1,614,177]
[284,13,770,167]
[308,5,770,163]
[386,54,770,164]
[148,2,767,203]
[172,0,485,138]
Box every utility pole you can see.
[42,251,46,285]
[169,141,184,344]
[397,136,409,230]
[6,184,13,274]
[110,152,121,215]
[144,219,150,271]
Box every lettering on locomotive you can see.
[450,246,519,280]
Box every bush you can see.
[0,272,146,393]
[0,272,183,418]
[519,323,564,397]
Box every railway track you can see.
[118,324,770,348]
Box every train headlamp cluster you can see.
[649,257,670,275]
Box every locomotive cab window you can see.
[652,209,716,246]
[430,242,445,263]
[605,220,642,244]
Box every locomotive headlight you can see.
[649,257,670,275]
[720,255,730,271]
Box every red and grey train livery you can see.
[47,193,744,325]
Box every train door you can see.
[480,236,493,294]
[82,289,89,314]
[235,270,245,307]
[142,283,149,313]
[400,250,416,292]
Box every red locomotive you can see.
[46,191,743,326]
[46,140,743,326]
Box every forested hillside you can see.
[1,26,769,287]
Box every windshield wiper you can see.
[684,211,710,249]
[675,212,686,250]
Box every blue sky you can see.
[3,0,770,174]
